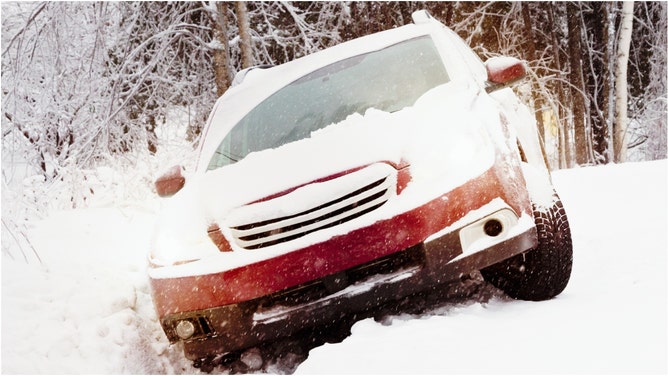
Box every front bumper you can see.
[158,208,536,360]
[150,156,537,360]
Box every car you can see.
[149,10,573,370]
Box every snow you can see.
[1,206,193,373]
[485,56,523,72]
[2,159,666,374]
[149,82,501,277]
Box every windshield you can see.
[207,36,449,170]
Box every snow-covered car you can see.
[149,10,573,369]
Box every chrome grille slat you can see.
[233,177,387,232]
[232,178,388,239]
[227,164,397,250]
[233,191,389,249]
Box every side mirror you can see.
[485,56,526,93]
[155,165,186,197]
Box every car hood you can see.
[151,80,501,267]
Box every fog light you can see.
[175,320,195,340]
[458,208,518,253]
[483,219,503,237]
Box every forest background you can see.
[1,2,666,230]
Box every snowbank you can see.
[1,207,195,373]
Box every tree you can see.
[583,2,612,164]
[106,2,217,147]
[207,1,233,97]
[2,2,113,179]
[613,1,634,162]
[625,1,667,161]
[520,2,546,142]
[244,2,347,64]
[544,2,571,169]
[567,2,593,166]
[236,1,253,69]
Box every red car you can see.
[149,10,572,369]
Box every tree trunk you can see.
[546,3,569,169]
[236,1,253,69]
[520,3,546,146]
[614,1,634,163]
[588,2,611,164]
[567,2,590,166]
[211,2,232,97]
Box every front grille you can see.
[228,164,396,250]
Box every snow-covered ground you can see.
[1,159,666,374]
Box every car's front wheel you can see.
[481,196,573,301]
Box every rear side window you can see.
[208,36,449,170]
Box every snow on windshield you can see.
[195,23,440,173]
[206,36,449,171]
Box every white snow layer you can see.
[2,159,666,374]
[149,82,502,277]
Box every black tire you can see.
[481,197,573,301]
